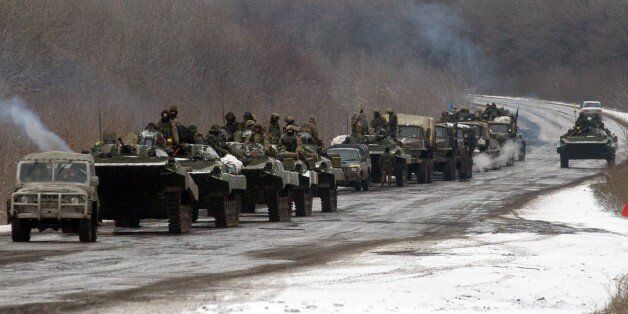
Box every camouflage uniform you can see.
[266,113,282,145]
[299,116,319,143]
[206,124,231,157]
[283,116,297,134]
[386,109,398,139]
[169,106,181,127]
[352,109,370,134]
[156,110,179,145]
[370,110,388,134]
[280,125,302,158]
[223,111,239,141]
[188,124,205,144]
[238,112,257,132]
[379,148,395,186]
[244,123,270,151]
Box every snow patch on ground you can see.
[200,182,628,313]
[0,224,10,234]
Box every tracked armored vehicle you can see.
[7,152,99,242]
[394,114,436,184]
[235,142,299,221]
[176,144,246,227]
[92,135,198,234]
[558,127,617,168]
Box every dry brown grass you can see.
[597,276,628,314]
[592,164,628,214]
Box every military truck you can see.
[558,127,617,168]
[434,123,475,180]
[235,142,300,221]
[395,114,436,184]
[92,134,198,234]
[487,120,516,166]
[175,144,246,227]
[344,132,410,187]
[459,121,500,158]
[327,144,371,191]
[7,151,99,242]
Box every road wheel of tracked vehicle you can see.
[417,163,427,184]
[560,154,569,168]
[395,166,407,187]
[78,217,95,243]
[267,190,292,222]
[11,219,31,242]
[443,157,457,181]
[362,175,370,191]
[168,204,192,234]
[294,188,313,217]
[320,187,338,212]
[214,195,240,228]
[426,159,435,183]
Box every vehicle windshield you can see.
[328,148,361,162]
[19,161,88,183]
[489,124,509,133]
[398,126,424,139]
[583,101,602,108]
[456,129,463,138]
[472,125,483,138]
[435,126,447,139]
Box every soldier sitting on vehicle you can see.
[156,110,179,145]
[169,106,181,127]
[283,116,297,134]
[188,124,205,144]
[241,120,257,142]
[223,111,238,141]
[299,116,320,144]
[370,109,388,134]
[239,112,257,132]
[245,122,270,149]
[139,123,166,147]
[440,111,455,123]
[379,147,395,187]
[206,124,231,157]
[351,120,367,142]
[352,108,370,134]
[280,125,303,159]
[267,113,282,145]
[387,109,398,139]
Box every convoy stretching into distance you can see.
[5,101,617,242]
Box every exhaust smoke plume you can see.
[472,153,492,172]
[0,97,72,152]
[473,140,520,171]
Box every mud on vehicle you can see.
[8,151,99,242]
[557,127,617,168]
[234,142,300,222]
[176,144,246,228]
[433,123,475,180]
[394,114,436,184]
[327,144,371,191]
[93,143,198,234]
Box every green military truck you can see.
[8,152,100,242]
[395,114,436,184]
[434,123,475,181]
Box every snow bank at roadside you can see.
[0,224,10,234]
[200,182,628,313]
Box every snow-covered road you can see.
[0,96,625,312]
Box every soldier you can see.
[266,113,282,144]
[188,124,204,144]
[440,111,454,123]
[575,112,592,130]
[299,116,319,143]
[242,120,256,142]
[239,112,257,132]
[156,110,179,145]
[223,111,238,140]
[351,120,367,142]
[370,109,388,135]
[244,122,270,151]
[280,125,302,158]
[379,147,395,187]
[139,123,165,147]
[169,106,181,127]
[206,124,231,157]
[352,108,370,134]
[386,109,398,139]
[283,116,296,134]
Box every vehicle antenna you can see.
[98,107,102,142]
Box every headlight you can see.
[225,163,237,174]
[71,197,80,204]
[20,196,30,204]
[62,195,85,204]
[350,167,358,172]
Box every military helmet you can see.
[161,109,169,118]
[245,120,255,128]
[209,124,222,132]
[286,125,299,132]
[188,123,198,132]
[169,105,178,113]
[225,111,236,121]
[271,113,279,119]
[285,116,295,124]
[373,109,380,113]
[308,116,317,124]
[243,112,254,120]
[386,108,394,114]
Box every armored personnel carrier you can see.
[235,142,299,222]
[299,133,342,213]
[558,126,617,168]
[92,132,198,234]
[7,151,99,242]
[394,114,436,184]
[176,144,246,227]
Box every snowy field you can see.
[199,181,628,313]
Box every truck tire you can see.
[78,218,95,242]
[361,176,370,191]
[192,203,200,222]
[395,165,407,187]
[466,157,473,179]
[294,188,313,217]
[214,195,240,228]
[320,187,338,212]
[458,159,468,180]
[607,154,616,167]
[11,219,31,242]
[267,190,292,222]
[241,202,256,213]
[518,148,526,161]
[443,157,456,181]
[560,154,569,168]
[354,181,362,192]
[168,204,192,234]
[90,207,98,241]
[426,159,434,183]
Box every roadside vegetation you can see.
[593,163,627,215]
[597,275,628,314]
[0,0,626,222]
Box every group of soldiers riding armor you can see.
[439,102,514,123]
[350,108,398,141]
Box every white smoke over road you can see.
[472,152,492,172]
[473,140,520,171]
[0,97,72,152]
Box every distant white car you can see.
[581,101,602,114]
